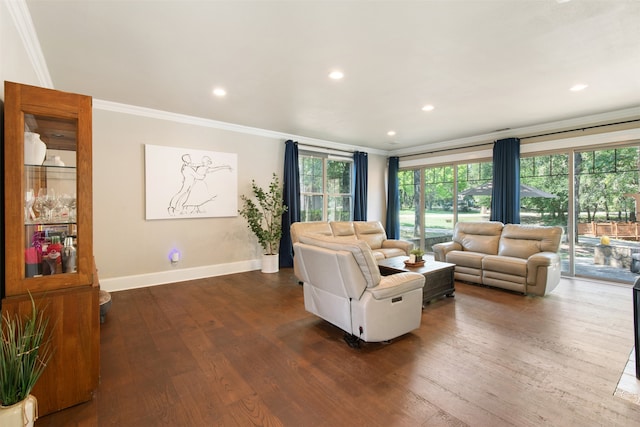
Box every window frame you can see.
[299,151,353,222]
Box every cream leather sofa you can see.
[291,221,413,283]
[294,234,425,345]
[432,221,563,296]
[291,221,412,260]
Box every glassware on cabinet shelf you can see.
[33,189,45,221]
[25,188,35,223]
[27,188,77,224]
[59,193,77,222]
[39,188,58,222]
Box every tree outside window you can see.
[300,154,352,221]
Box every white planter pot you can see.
[261,254,279,273]
[0,395,38,427]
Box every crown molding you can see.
[93,99,388,156]
[389,106,640,157]
[6,0,53,88]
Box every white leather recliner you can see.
[290,220,413,283]
[294,234,425,346]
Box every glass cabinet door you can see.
[4,81,93,296]
[24,114,78,277]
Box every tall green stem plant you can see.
[239,173,288,255]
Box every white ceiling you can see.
[24,0,640,153]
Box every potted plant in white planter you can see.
[410,248,425,262]
[0,295,52,427]
[239,173,288,273]
[408,248,425,265]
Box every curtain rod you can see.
[297,142,355,154]
[520,119,640,140]
[397,141,493,159]
[398,118,640,159]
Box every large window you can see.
[457,161,493,221]
[520,153,569,274]
[520,154,569,227]
[424,165,455,250]
[402,143,640,284]
[400,160,492,251]
[573,146,640,282]
[300,153,352,221]
[398,169,420,244]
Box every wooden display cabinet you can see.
[2,81,99,415]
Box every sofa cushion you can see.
[375,247,407,259]
[483,255,527,277]
[290,221,333,244]
[446,250,486,269]
[453,221,504,255]
[330,221,357,238]
[298,234,381,287]
[498,224,563,259]
[353,221,386,249]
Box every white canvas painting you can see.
[145,144,237,220]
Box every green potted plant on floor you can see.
[0,294,52,427]
[239,173,288,273]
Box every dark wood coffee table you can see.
[378,256,455,305]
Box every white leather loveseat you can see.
[294,234,425,345]
[432,221,563,296]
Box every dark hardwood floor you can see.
[37,269,640,426]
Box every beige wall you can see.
[92,107,387,290]
[93,109,281,285]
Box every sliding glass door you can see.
[573,146,640,282]
[400,161,492,252]
[398,169,421,248]
[400,143,640,284]
[424,165,454,251]
[457,161,493,223]
[520,153,570,274]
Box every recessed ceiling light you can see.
[422,104,435,112]
[570,84,588,92]
[387,130,396,136]
[329,70,344,80]
[213,87,226,97]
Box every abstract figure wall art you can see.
[145,144,237,219]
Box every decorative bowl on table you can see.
[404,259,425,267]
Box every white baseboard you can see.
[99,259,261,292]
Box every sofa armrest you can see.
[432,241,462,262]
[367,272,425,300]
[527,251,558,269]
[526,252,561,294]
[381,239,413,255]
